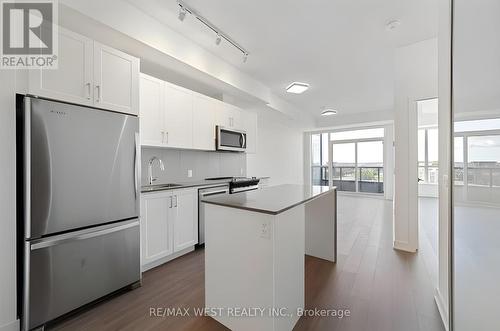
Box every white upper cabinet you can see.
[216,102,242,129]
[193,95,216,151]
[163,82,193,149]
[29,27,93,106]
[28,28,139,116]
[93,42,139,115]
[243,111,258,154]
[172,189,198,252]
[139,74,256,153]
[139,74,164,146]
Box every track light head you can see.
[178,7,187,21]
[215,34,222,45]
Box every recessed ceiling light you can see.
[321,108,338,116]
[286,82,309,94]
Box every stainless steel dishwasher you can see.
[198,185,229,245]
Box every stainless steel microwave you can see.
[216,126,246,152]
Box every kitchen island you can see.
[202,184,337,331]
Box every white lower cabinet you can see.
[173,189,198,251]
[140,188,198,271]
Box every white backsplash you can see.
[141,147,246,185]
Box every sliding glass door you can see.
[311,128,385,194]
[452,1,500,330]
[329,138,384,194]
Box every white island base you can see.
[203,185,336,331]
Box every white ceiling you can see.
[127,0,438,118]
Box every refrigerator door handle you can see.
[24,97,32,239]
[30,219,139,250]
[134,132,140,200]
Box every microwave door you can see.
[219,128,245,151]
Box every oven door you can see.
[216,126,246,152]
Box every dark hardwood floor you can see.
[51,196,444,331]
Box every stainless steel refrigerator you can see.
[17,96,141,330]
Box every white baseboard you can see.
[0,319,19,331]
[434,288,449,331]
[393,240,417,253]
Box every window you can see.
[357,141,384,193]
[332,143,356,192]
[418,127,439,184]
[311,133,329,186]
[311,128,386,194]
[466,135,500,187]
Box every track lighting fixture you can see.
[178,7,186,21]
[177,0,249,63]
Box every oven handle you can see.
[201,189,229,197]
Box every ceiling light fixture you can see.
[178,7,187,21]
[385,19,401,31]
[286,82,310,94]
[320,108,338,116]
[177,0,250,63]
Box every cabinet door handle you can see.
[85,82,91,100]
[165,132,169,144]
[169,196,173,209]
[161,131,165,144]
[95,85,101,102]
[174,195,178,208]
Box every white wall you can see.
[0,71,19,330]
[315,109,394,129]
[246,107,309,186]
[393,38,438,252]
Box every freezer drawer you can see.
[24,219,140,330]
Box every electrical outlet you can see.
[188,169,193,178]
[260,221,271,239]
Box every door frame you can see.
[409,96,439,252]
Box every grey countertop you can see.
[201,184,335,215]
[141,177,270,193]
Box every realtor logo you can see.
[1,0,58,68]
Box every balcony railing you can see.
[311,165,384,193]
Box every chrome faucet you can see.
[148,156,165,185]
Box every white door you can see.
[93,42,139,115]
[140,192,173,266]
[140,74,164,146]
[29,27,93,106]
[172,189,198,252]
[193,95,216,150]
[164,82,193,148]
